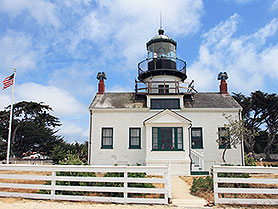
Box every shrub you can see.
[244,154,256,166]
[191,176,213,194]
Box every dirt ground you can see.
[0,198,174,209]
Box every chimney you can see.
[219,79,228,94]
[217,72,228,94]
[98,79,105,94]
[96,72,107,95]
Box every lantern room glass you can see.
[148,42,176,62]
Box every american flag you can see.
[2,74,14,90]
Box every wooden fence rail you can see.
[0,164,171,204]
[213,165,278,205]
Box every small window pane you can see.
[153,128,158,149]
[192,130,201,137]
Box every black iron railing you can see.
[138,57,186,78]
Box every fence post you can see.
[123,168,128,203]
[51,170,56,200]
[213,166,218,205]
[167,161,172,203]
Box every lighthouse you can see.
[89,28,243,176]
[137,28,188,95]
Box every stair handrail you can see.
[190,149,204,170]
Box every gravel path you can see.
[0,198,176,209]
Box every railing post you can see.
[213,166,218,205]
[123,168,128,203]
[51,170,56,200]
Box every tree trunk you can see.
[244,136,256,153]
[222,148,227,163]
[264,134,276,161]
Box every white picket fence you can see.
[0,164,171,204]
[213,165,278,205]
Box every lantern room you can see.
[138,28,187,81]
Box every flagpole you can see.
[6,67,16,164]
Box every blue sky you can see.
[1,0,278,143]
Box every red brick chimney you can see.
[217,72,228,94]
[98,79,105,94]
[96,72,107,95]
[219,79,228,94]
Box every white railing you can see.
[213,165,278,206]
[190,149,204,171]
[0,164,171,204]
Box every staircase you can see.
[190,149,209,175]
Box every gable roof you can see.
[89,92,241,109]
[144,109,191,125]
[184,93,241,108]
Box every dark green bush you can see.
[191,176,213,194]
[244,154,256,166]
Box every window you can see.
[152,127,183,151]
[191,128,203,149]
[150,98,180,109]
[129,128,141,149]
[158,85,169,94]
[218,127,231,149]
[101,128,113,149]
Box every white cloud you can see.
[188,14,278,93]
[0,92,11,110]
[15,83,87,117]
[48,66,96,99]
[72,0,203,66]
[58,122,88,142]
[0,0,59,27]
[270,0,278,11]
[0,31,37,72]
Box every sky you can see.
[0,0,278,143]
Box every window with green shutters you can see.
[152,127,183,151]
[129,128,141,149]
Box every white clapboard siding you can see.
[0,164,170,205]
[213,165,278,206]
